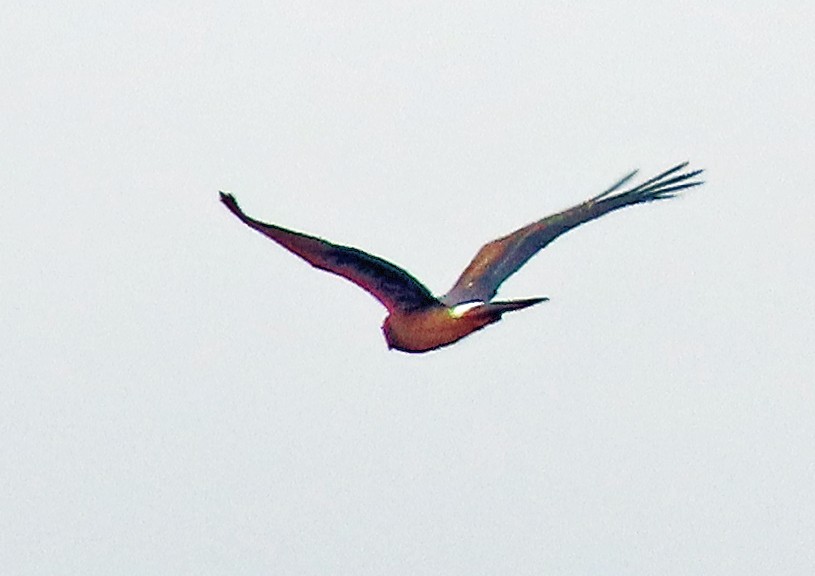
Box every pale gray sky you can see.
[3,2,814,574]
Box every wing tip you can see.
[219,191,247,219]
[604,162,705,205]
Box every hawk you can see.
[221,163,703,353]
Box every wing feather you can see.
[220,193,438,313]
[441,163,704,305]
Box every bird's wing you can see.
[441,163,704,305]
[221,193,439,313]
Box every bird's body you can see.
[220,163,703,353]
[382,304,488,353]
[381,298,547,353]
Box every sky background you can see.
[3,2,814,574]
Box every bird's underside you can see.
[220,162,703,353]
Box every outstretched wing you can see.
[441,163,704,306]
[220,193,439,313]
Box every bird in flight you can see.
[221,162,703,353]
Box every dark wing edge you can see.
[220,192,439,313]
[441,162,704,305]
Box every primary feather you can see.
[440,162,703,306]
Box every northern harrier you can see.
[221,162,703,353]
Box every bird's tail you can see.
[481,297,549,317]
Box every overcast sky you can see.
[3,2,814,574]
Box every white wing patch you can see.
[448,301,485,318]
